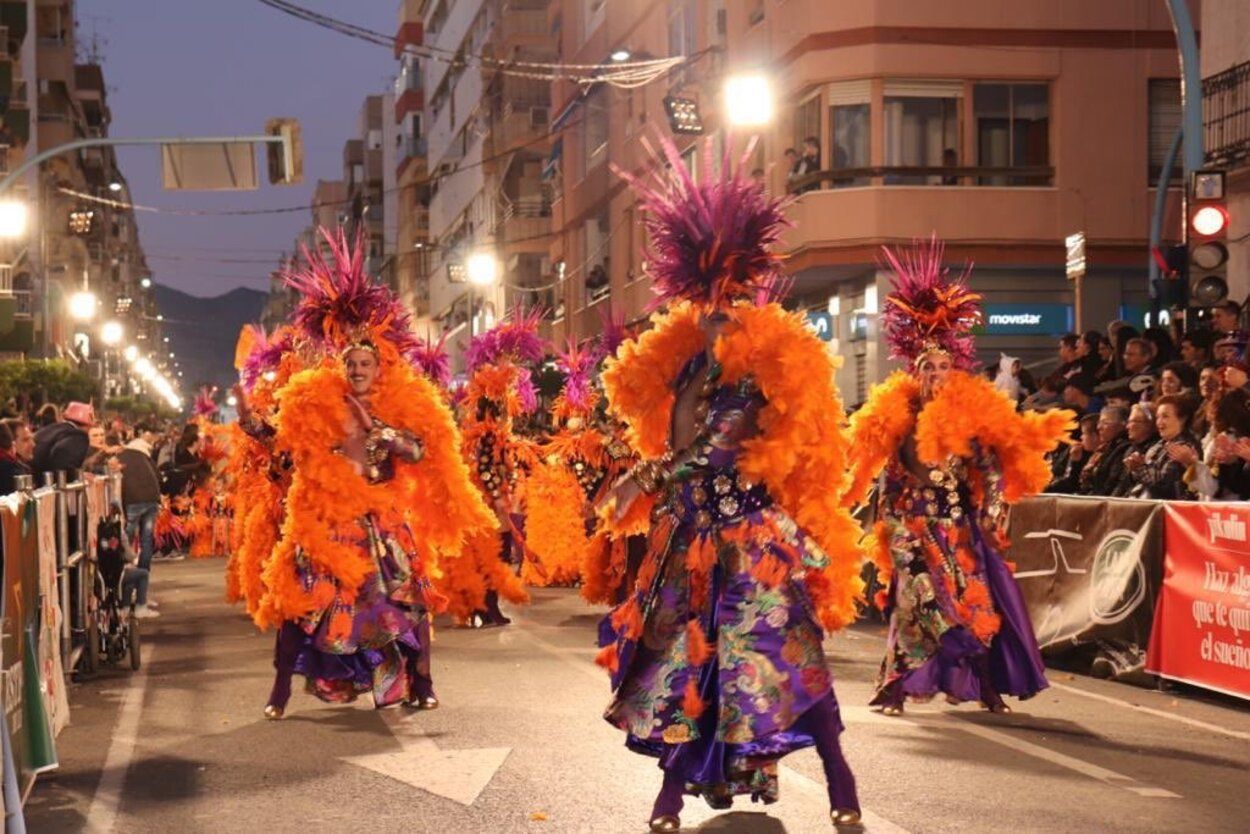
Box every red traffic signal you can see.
[1190,204,1228,238]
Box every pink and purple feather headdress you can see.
[880,237,982,370]
[614,136,791,310]
[194,386,219,419]
[409,333,452,388]
[556,339,597,415]
[282,227,420,361]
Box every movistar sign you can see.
[977,303,1073,335]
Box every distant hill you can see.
[153,284,267,399]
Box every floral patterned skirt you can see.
[288,516,433,707]
[872,516,1048,705]
[600,508,844,807]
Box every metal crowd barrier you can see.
[12,469,124,683]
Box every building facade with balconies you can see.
[394,0,433,328]
[727,0,1186,403]
[545,0,725,344]
[1201,0,1250,308]
[421,0,556,368]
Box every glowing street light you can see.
[226,394,238,407]
[68,290,99,322]
[108,181,124,193]
[610,49,631,62]
[123,345,139,362]
[466,251,499,287]
[0,201,28,238]
[723,73,774,129]
[140,277,152,289]
[100,320,124,346]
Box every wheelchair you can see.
[87,541,141,672]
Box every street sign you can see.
[806,310,834,342]
[161,142,258,191]
[1065,232,1086,281]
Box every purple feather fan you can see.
[595,305,630,362]
[194,386,219,418]
[515,372,539,415]
[465,305,546,371]
[241,328,294,392]
[879,236,982,370]
[612,135,792,309]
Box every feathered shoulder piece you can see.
[714,303,864,631]
[916,370,1076,503]
[265,358,495,619]
[843,372,921,508]
[881,237,982,369]
[601,302,705,459]
[282,227,419,360]
[614,136,790,310]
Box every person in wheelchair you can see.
[98,504,156,619]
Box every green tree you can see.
[0,359,97,413]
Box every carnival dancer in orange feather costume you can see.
[437,313,541,626]
[234,231,494,719]
[845,239,1074,717]
[595,140,865,832]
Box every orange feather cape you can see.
[262,351,496,620]
[601,301,866,632]
[846,370,1075,508]
[518,458,590,586]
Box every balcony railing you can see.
[788,164,1055,192]
[1204,60,1250,168]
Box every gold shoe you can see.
[648,815,681,832]
[985,703,1012,715]
[832,809,862,828]
[406,696,440,711]
[880,704,903,717]
[263,705,284,720]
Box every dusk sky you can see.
[76,0,398,296]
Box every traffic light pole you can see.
[0,134,284,197]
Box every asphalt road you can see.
[23,559,1250,834]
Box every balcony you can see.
[1204,60,1250,169]
[789,164,1055,192]
[781,184,1065,267]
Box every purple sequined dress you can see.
[600,356,857,808]
[870,434,1048,707]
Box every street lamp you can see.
[0,201,28,238]
[610,49,631,62]
[108,181,124,193]
[123,345,139,362]
[723,73,774,129]
[69,290,98,322]
[465,251,499,339]
[100,320,124,346]
[140,277,152,289]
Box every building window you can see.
[1148,78,1183,184]
[884,86,960,185]
[793,95,821,163]
[973,82,1051,186]
[829,104,869,186]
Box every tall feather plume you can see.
[282,227,420,359]
[596,305,630,362]
[880,236,982,370]
[613,135,791,309]
[194,386,219,418]
[556,339,596,413]
[409,332,452,388]
[241,326,294,392]
[465,305,546,371]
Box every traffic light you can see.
[1188,170,1229,307]
[265,118,303,186]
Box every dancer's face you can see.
[917,352,952,399]
[344,348,379,396]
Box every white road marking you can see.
[339,707,511,806]
[84,646,153,834]
[515,614,914,831]
[1050,681,1250,742]
[945,719,1181,799]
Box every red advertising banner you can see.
[1147,502,1250,700]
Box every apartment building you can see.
[1201,0,1250,308]
[262,178,349,332]
[421,0,556,368]
[0,0,153,362]
[394,0,433,331]
[719,0,1187,402]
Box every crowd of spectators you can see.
[0,401,211,617]
[1030,299,1250,501]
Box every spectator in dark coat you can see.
[31,401,94,482]
[1111,403,1160,497]
[161,423,209,497]
[0,420,31,495]
[1048,414,1099,493]
[117,421,164,573]
[1123,395,1201,499]
[1078,406,1131,496]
